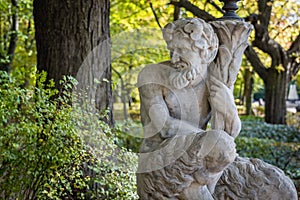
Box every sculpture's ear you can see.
[162,22,176,42]
[208,32,219,62]
[205,47,218,64]
[198,32,218,64]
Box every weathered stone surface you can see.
[214,157,298,200]
[136,18,297,200]
[137,130,236,199]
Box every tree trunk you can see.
[33,0,113,125]
[243,68,253,115]
[264,69,287,124]
[112,68,128,120]
[0,0,18,73]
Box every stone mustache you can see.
[136,18,298,200]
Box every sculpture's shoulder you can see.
[137,61,172,88]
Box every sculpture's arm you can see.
[209,76,241,138]
[140,90,203,139]
[207,21,252,138]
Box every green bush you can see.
[236,116,300,190]
[239,116,300,142]
[286,112,300,131]
[113,120,143,153]
[0,72,138,199]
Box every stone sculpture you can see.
[213,157,297,200]
[136,17,298,200]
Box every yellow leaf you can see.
[275,64,285,72]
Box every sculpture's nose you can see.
[171,51,180,63]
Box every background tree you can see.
[0,0,18,73]
[110,0,172,120]
[0,0,36,86]
[244,1,300,124]
[33,0,113,125]
[243,66,254,115]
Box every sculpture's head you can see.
[162,18,219,89]
[163,18,218,69]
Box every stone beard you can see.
[163,18,218,89]
[169,67,191,90]
[169,62,207,90]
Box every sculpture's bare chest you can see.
[162,82,210,127]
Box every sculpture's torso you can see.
[162,77,211,129]
[138,62,211,153]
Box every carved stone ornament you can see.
[136,18,298,200]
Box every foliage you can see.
[239,116,300,142]
[286,112,300,131]
[0,72,138,199]
[113,120,143,153]
[0,0,36,84]
[110,0,173,35]
[109,0,227,107]
[110,1,172,116]
[236,116,300,189]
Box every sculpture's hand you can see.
[209,76,236,118]
[209,76,241,138]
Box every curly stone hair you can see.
[162,18,219,64]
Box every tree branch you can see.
[24,16,34,51]
[257,0,272,28]
[173,0,181,21]
[273,20,297,41]
[287,34,300,79]
[149,1,162,29]
[169,0,215,21]
[288,34,300,54]
[8,0,18,56]
[252,30,286,69]
[247,12,286,70]
[206,0,224,14]
[289,61,300,80]
[244,46,268,81]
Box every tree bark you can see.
[173,0,182,21]
[264,69,287,124]
[112,67,128,120]
[246,47,292,124]
[243,68,253,115]
[169,0,215,21]
[33,0,113,125]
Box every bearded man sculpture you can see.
[136,18,297,200]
